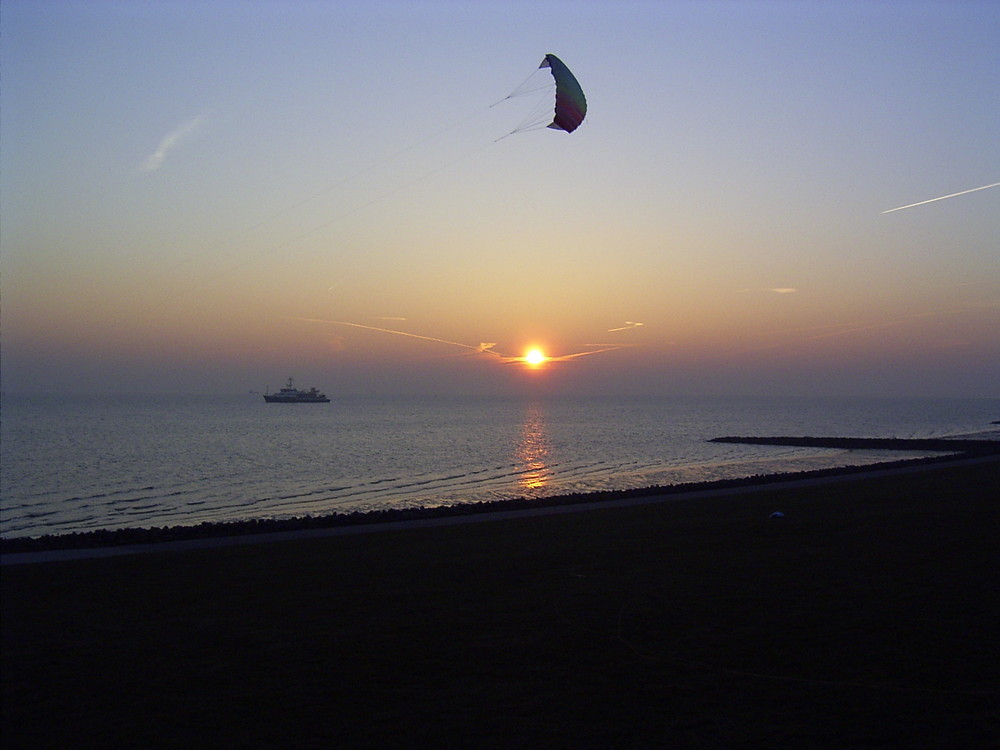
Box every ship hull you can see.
[263,395,330,403]
[263,378,331,403]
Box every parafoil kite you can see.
[540,54,587,133]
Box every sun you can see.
[524,348,548,367]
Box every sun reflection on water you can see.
[516,402,551,494]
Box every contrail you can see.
[737,301,990,354]
[882,182,1000,214]
[292,317,629,364]
[292,318,498,356]
[549,346,626,361]
[607,321,644,332]
[140,116,204,172]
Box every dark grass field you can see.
[4,459,999,748]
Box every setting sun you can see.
[524,348,547,366]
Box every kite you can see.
[540,54,587,133]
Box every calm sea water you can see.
[2,394,997,539]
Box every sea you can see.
[2,393,997,540]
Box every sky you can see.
[2,0,998,397]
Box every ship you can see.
[263,377,331,403]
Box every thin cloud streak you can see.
[140,116,205,172]
[294,318,497,357]
[736,301,993,355]
[548,346,628,361]
[292,317,628,365]
[882,182,1000,213]
[607,321,644,332]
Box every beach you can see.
[3,457,999,748]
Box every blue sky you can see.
[2,0,998,396]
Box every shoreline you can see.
[4,436,997,565]
[5,442,998,747]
